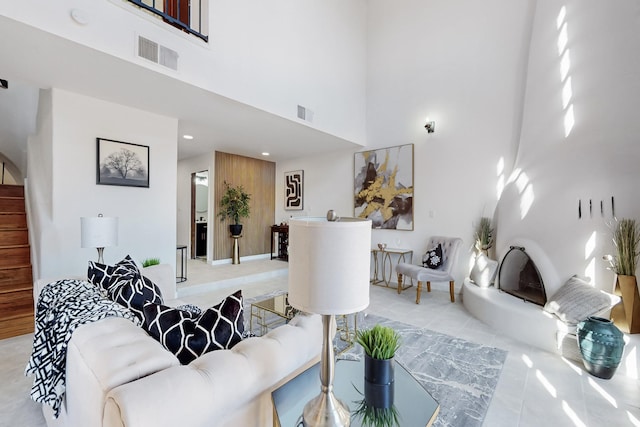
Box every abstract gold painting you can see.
[354,144,413,230]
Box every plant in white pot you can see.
[604,217,640,333]
[217,181,251,237]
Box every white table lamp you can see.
[288,211,371,427]
[81,214,118,263]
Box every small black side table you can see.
[176,245,187,283]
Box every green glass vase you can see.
[577,316,625,379]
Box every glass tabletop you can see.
[272,358,439,427]
[251,294,297,319]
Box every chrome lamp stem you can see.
[96,247,105,264]
[301,314,350,427]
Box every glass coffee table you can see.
[272,357,439,427]
[249,294,358,354]
[249,293,298,336]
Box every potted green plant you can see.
[217,181,251,236]
[141,258,160,268]
[474,217,494,255]
[355,324,401,426]
[604,218,640,333]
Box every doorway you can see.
[191,171,209,260]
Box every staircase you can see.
[0,184,34,339]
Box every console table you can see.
[270,225,289,261]
[371,248,413,292]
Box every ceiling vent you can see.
[137,36,179,71]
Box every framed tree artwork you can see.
[354,144,414,230]
[96,138,149,188]
[284,170,304,210]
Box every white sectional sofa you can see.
[34,264,322,427]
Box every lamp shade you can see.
[288,216,372,315]
[80,216,118,248]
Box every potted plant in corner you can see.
[355,324,401,426]
[604,217,640,334]
[217,181,251,237]
[474,216,494,256]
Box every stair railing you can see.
[126,0,208,42]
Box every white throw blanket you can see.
[25,279,140,417]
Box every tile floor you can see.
[2,258,639,426]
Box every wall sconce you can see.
[424,120,435,133]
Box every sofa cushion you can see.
[422,243,443,269]
[142,290,245,364]
[543,275,619,325]
[469,253,499,288]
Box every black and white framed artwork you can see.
[96,138,149,188]
[284,170,304,210]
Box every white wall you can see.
[495,0,640,293]
[276,148,356,224]
[25,89,54,281]
[0,0,367,145]
[275,0,534,290]
[29,89,178,282]
[366,0,534,287]
[0,80,39,178]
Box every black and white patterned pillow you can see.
[175,304,203,318]
[88,255,163,320]
[88,255,138,294]
[110,270,163,321]
[422,243,443,269]
[142,290,245,365]
[87,261,116,295]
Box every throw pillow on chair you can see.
[422,244,443,269]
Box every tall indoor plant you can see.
[605,218,640,333]
[217,181,251,236]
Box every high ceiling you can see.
[0,15,360,171]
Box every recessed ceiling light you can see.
[183,134,194,140]
[262,152,270,156]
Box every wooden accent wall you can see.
[214,152,275,261]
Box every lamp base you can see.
[301,389,351,427]
[96,247,105,264]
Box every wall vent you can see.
[137,35,178,71]
[297,105,314,123]
[297,105,306,120]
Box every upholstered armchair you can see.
[396,236,463,304]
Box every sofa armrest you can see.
[104,313,322,427]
